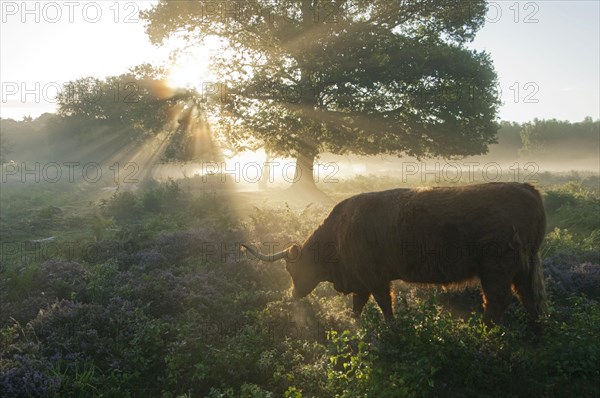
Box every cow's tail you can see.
[527,250,548,317]
[522,183,548,317]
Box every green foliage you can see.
[82,260,120,305]
[322,295,600,398]
[143,0,500,166]
[0,65,181,168]
[582,230,600,251]
[542,297,600,382]
[542,228,582,257]
[544,183,600,242]
[284,386,303,398]
[544,190,577,213]
[538,183,600,304]
[101,191,139,221]
[186,190,241,231]
[1,177,599,397]
[50,361,101,397]
[37,205,62,220]
[141,178,181,212]
[90,214,115,241]
[326,329,373,398]
[520,117,599,159]
[57,64,169,136]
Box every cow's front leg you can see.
[372,283,394,321]
[352,292,370,318]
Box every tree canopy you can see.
[142,0,500,175]
[57,64,172,137]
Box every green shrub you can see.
[324,295,600,398]
[541,227,600,258]
[582,229,600,251]
[141,178,181,212]
[544,190,577,213]
[101,191,139,221]
[545,183,600,236]
[542,228,581,257]
[90,214,115,241]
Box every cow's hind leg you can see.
[513,270,538,320]
[480,273,514,327]
[372,283,394,321]
[513,267,545,336]
[352,292,370,319]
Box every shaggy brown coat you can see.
[244,182,547,325]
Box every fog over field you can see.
[0,1,599,397]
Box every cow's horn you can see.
[241,244,289,262]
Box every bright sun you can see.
[166,37,221,91]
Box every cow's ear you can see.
[288,244,301,260]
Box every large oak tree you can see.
[142,0,500,193]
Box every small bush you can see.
[545,184,600,235]
[101,191,139,221]
[544,254,600,300]
[90,214,115,241]
[542,228,581,257]
[141,178,181,212]
[544,190,577,213]
[0,355,61,398]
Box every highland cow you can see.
[243,182,547,326]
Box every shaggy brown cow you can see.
[242,182,547,325]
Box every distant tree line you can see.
[489,118,599,162]
[2,114,597,167]
[0,64,177,164]
[520,117,599,158]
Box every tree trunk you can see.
[292,152,317,191]
[286,152,332,204]
[258,153,272,190]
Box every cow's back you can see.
[326,183,545,288]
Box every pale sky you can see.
[0,0,598,122]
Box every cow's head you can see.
[241,243,326,298]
